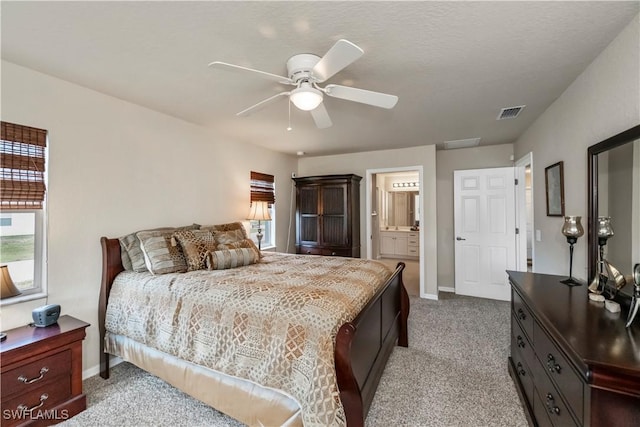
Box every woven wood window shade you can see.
[250,171,275,205]
[1,122,47,210]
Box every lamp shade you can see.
[0,265,21,299]
[290,83,323,111]
[247,201,272,221]
[561,216,584,238]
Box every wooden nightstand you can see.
[1,315,89,426]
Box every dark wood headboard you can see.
[98,237,124,378]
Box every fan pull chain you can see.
[286,99,292,131]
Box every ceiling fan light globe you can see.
[290,87,323,111]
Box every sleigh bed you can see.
[99,236,409,426]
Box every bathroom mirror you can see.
[384,191,419,227]
[588,124,640,300]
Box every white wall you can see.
[514,14,640,279]
[298,145,438,297]
[0,60,298,376]
[436,144,514,288]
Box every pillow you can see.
[119,224,199,272]
[206,247,260,270]
[172,229,217,271]
[218,238,263,258]
[201,222,248,240]
[212,229,249,245]
[137,230,189,275]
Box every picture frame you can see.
[545,161,565,216]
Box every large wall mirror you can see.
[588,124,640,300]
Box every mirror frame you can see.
[587,124,640,281]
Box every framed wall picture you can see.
[545,161,565,216]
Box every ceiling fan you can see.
[208,39,398,129]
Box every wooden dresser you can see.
[0,316,89,426]
[507,271,640,427]
[293,174,361,258]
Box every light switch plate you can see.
[536,230,541,241]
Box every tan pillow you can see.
[206,247,259,270]
[137,230,188,275]
[218,238,263,258]
[201,222,248,239]
[119,224,198,272]
[172,230,217,271]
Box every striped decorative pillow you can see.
[137,230,188,275]
[217,238,263,258]
[206,247,259,270]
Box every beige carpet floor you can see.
[377,257,420,296]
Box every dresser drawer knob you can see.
[516,335,526,348]
[17,393,48,412]
[517,308,527,321]
[331,252,337,256]
[18,367,49,384]
[546,354,562,374]
[516,362,526,376]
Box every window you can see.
[0,122,47,301]
[249,171,275,249]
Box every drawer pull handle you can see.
[546,354,562,374]
[331,252,336,256]
[17,393,48,412]
[18,367,49,384]
[545,393,561,416]
[516,362,526,376]
[516,335,525,348]
[307,251,311,254]
[517,308,527,321]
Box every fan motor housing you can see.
[287,54,320,82]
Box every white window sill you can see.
[260,245,276,252]
[0,292,47,307]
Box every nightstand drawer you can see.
[2,375,72,427]
[1,349,71,398]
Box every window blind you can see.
[250,171,275,205]
[0,121,47,210]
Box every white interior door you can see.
[454,167,516,301]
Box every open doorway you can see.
[515,152,534,272]
[366,167,424,298]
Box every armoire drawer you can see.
[533,321,584,424]
[298,245,324,255]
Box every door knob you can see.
[456,237,466,241]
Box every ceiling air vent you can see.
[497,105,526,120]
[443,137,481,150]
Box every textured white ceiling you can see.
[2,1,638,156]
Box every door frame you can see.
[515,152,534,272]
[366,166,427,298]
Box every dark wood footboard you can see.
[99,237,409,425]
[335,262,409,427]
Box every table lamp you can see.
[247,201,272,250]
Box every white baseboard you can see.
[83,356,123,380]
[421,293,439,300]
[438,286,455,293]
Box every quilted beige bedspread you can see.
[105,252,393,426]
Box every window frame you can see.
[0,209,47,305]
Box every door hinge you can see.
[515,178,519,185]
[515,227,520,234]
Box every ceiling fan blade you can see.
[324,84,398,109]
[236,92,290,117]
[208,61,292,84]
[310,103,332,129]
[312,39,364,83]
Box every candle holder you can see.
[560,216,584,286]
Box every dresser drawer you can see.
[533,389,554,427]
[533,321,584,424]
[511,348,534,406]
[298,245,323,255]
[532,356,579,427]
[512,289,533,340]
[512,314,536,372]
[1,374,72,426]
[1,349,71,398]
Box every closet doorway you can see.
[366,166,424,298]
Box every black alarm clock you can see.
[32,304,61,327]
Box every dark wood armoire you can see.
[293,174,361,258]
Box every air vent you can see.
[497,105,526,120]
[443,137,481,150]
